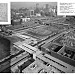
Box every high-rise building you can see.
[34,3,40,14]
[30,10,34,16]
[45,4,49,10]
[36,3,39,9]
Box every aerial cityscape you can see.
[0,2,75,73]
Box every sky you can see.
[11,2,57,9]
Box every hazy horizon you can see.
[11,2,57,9]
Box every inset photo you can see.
[0,2,10,24]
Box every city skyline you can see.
[11,2,57,9]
